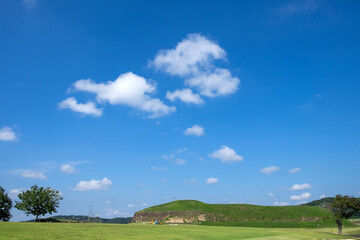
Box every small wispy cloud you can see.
[274,201,290,206]
[206,177,219,184]
[73,177,112,191]
[184,125,205,136]
[259,166,279,174]
[151,166,167,171]
[273,0,319,17]
[289,168,301,174]
[289,183,312,191]
[290,192,311,200]
[19,169,47,180]
[172,158,187,165]
[22,0,36,9]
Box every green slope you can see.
[137,200,355,228]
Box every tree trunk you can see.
[336,219,342,235]
[36,215,39,222]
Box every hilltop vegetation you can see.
[134,200,352,228]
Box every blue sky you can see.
[1,0,360,221]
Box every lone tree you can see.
[15,185,63,222]
[332,194,360,235]
[0,186,13,221]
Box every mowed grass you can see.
[1,222,360,240]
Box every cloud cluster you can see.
[150,34,240,103]
[289,183,312,191]
[60,72,175,118]
[209,146,243,163]
[274,201,289,206]
[290,192,311,200]
[73,177,112,191]
[259,166,279,174]
[0,127,17,141]
[184,125,205,136]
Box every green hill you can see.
[132,200,353,228]
[302,197,360,218]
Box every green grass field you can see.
[1,222,360,240]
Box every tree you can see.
[14,185,63,222]
[0,186,13,221]
[331,194,360,235]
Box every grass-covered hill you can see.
[133,200,351,228]
[302,197,360,218]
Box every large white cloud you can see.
[184,125,205,136]
[290,192,311,200]
[150,34,240,103]
[289,183,312,191]
[206,177,219,184]
[70,72,175,118]
[0,127,17,141]
[166,88,204,104]
[209,145,243,163]
[58,97,102,117]
[259,166,280,174]
[20,169,47,180]
[73,177,112,191]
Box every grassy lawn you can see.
[1,223,359,240]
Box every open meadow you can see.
[1,223,360,240]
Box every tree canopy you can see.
[332,194,360,235]
[0,186,13,221]
[14,185,63,222]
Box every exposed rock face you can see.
[131,211,204,223]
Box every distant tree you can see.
[0,186,13,221]
[14,185,63,222]
[332,194,360,235]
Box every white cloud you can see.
[137,183,145,187]
[9,188,27,198]
[150,34,240,100]
[268,193,275,197]
[185,68,240,97]
[172,158,187,165]
[209,145,243,163]
[289,168,301,174]
[166,88,204,104]
[274,201,290,206]
[128,204,134,208]
[140,203,148,207]
[105,200,110,204]
[320,194,326,199]
[259,166,279,174]
[184,125,205,137]
[71,72,175,118]
[73,177,112,191]
[58,97,102,117]
[206,177,219,184]
[162,153,175,159]
[20,169,47,180]
[290,192,311,200]
[150,34,226,76]
[289,183,312,191]
[60,164,75,174]
[151,166,167,171]
[0,127,17,141]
